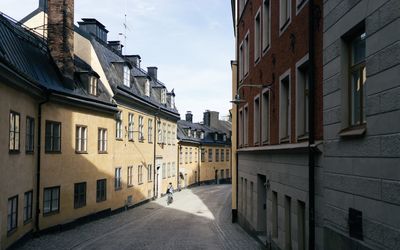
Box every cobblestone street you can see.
[19,185,262,250]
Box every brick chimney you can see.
[47,0,75,89]
[185,111,193,123]
[203,110,219,127]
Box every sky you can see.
[0,0,235,122]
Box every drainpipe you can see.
[308,0,316,249]
[153,112,158,199]
[197,144,200,185]
[35,95,49,233]
[233,22,240,224]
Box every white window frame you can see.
[98,128,107,153]
[262,0,271,53]
[279,69,291,142]
[161,88,167,104]
[115,167,122,190]
[261,88,271,144]
[296,0,308,15]
[243,104,249,146]
[148,119,153,143]
[279,0,292,35]
[89,76,98,96]
[127,166,133,187]
[128,113,134,141]
[295,54,310,140]
[239,41,244,81]
[144,80,150,97]
[123,65,130,87]
[244,32,250,76]
[76,125,88,153]
[254,8,262,63]
[239,108,244,147]
[138,116,144,141]
[253,95,261,145]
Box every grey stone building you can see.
[322,0,400,249]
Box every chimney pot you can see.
[186,111,193,123]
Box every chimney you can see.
[203,110,219,127]
[39,0,48,12]
[186,111,193,123]
[124,55,141,68]
[47,0,75,89]
[147,67,158,80]
[108,41,123,54]
[78,18,108,42]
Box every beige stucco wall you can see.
[179,144,200,187]
[0,83,37,249]
[200,146,231,182]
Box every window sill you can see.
[262,44,271,56]
[23,219,32,225]
[254,57,260,65]
[98,151,108,154]
[43,211,59,217]
[127,185,133,188]
[25,150,34,155]
[115,187,122,191]
[45,151,62,154]
[297,134,309,142]
[9,150,20,154]
[74,205,86,209]
[116,138,123,141]
[280,137,290,144]
[128,139,135,142]
[279,18,291,35]
[7,228,17,237]
[75,151,88,154]
[96,199,106,203]
[339,124,366,138]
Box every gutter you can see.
[308,1,316,249]
[35,93,49,233]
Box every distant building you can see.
[177,111,232,187]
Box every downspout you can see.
[177,144,180,189]
[35,94,49,233]
[197,144,200,185]
[308,0,316,249]
[234,17,240,224]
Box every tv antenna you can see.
[119,0,130,52]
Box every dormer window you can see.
[223,134,227,142]
[187,129,191,137]
[161,88,167,104]
[145,80,150,97]
[88,76,98,96]
[200,132,205,139]
[123,65,130,87]
[214,133,218,141]
[193,131,197,139]
[171,95,175,108]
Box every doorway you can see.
[156,158,162,198]
[257,174,267,238]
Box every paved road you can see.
[20,185,262,250]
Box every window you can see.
[162,163,166,179]
[195,150,198,163]
[254,97,260,144]
[26,116,34,153]
[98,128,108,153]
[74,182,86,209]
[167,125,171,144]
[200,131,204,139]
[128,113,134,141]
[148,164,152,182]
[96,179,107,202]
[189,148,192,163]
[75,125,88,153]
[88,76,98,96]
[349,31,366,126]
[297,60,309,138]
[280,74,290,141]
[148,119,153,143]
[201,148,205,162]
[214,133,218,141]
[208,148,213,162]
[116,116,122,140]
[127,166,133,187]
[8,196,18,232]
[144,80,150,97]
[223,134,227,142]
[285,196,292,249]
[24,191,33,222]
[138,165,143,184]
[193,130,197,139]
[221,149,225,162]
[123,65,130,87]
[185,147,188,164]
[239,42,244,80]
[161,88,167,104]
[254,10,261,62]
[172,126,176,145]
[115,167,122,190]
[280,0,291,30]
[239,109,243,146]
[262,90,270,143]
[262,0,271,50]
[179,149,183,164]
[138,116,144,141]
[43,186,60,215]
[172,162,176,177]
[157,121,162,143]
[9,111,20,152]
[167,163,171,178]
[298,200,306,250]
[244,34,249,75]
[272,191,278,238]
[226,149,230,161]
[162,123,166,144]
[216,149,219,162]
[244,105,249,145]
[45,121,61,152]
[187,129,191,137]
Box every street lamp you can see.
[230,83,272,105]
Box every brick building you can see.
[233,0,323,249]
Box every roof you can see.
[86,31,180,119]
[177,120,231,146]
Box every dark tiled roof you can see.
[177,120,231,146]
[87,33,179,119]
[0,12,117,111]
